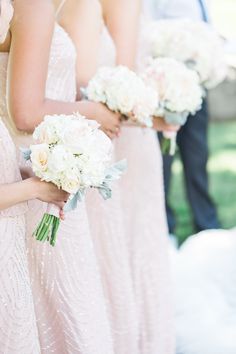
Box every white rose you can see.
[30,144,50,176]
[61,171,81,194]
[33,116,64,144]
[61,116,99,153]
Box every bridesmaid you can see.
[57,0,177,353]
[0,2,68,353]
[1,0,119,352]
[102,1,176,353]
[0,121,69,354]
[55,2,139,353]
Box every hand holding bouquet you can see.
[23,113,126,246]
[83,65,158,128]
[142,58,203,154]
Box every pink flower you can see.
[0,0,14,44]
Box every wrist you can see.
[23,177,41,200]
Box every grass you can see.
[169,120,236,245]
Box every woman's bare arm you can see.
[7,0,113,133]
[0,179,38,210]
[55,0,121,138]
[101,0,141,69]
[0,177,68,211]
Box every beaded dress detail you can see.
[0,23,113,354]
[0,119,40,353]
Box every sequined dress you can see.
[0,24,114,354]
[0,119,40,353]
[86,23,176,354]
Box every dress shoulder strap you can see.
[55,0,67,18]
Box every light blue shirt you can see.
[144,0,210,22]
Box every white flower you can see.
[30,113,116,195]
[61,172,81,194]
[33,115,64,144]
[140,19,227,89]
[85,65,157,127]
[62,115,99,152]
[30,144,50,176]
[48,145,76,174]
[133,85,158,127]
[0,0,14,44]
[142,57,203,117]
[86,67,113,103]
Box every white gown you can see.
[173,228,236,354]
[1,24,114,354]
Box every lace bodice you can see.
[0,23,76,146]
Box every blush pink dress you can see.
[86,28,140,354]
[115,127,175,354]
[0,23,114,354]
[0,119,40,353]
[86,24,175,354]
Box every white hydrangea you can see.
[141,19,227,89]
[142,57,203,116]
[30,113,113,194]
[85,65,158,128]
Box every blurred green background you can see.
[170,121,236,244]
[169,0,236,244]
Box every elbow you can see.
[10,109,34,133]
[8,102,43,133]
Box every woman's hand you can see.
[0,177,68,212]
[32,177,69,209]
[87,101,121,139]
[152,117,180,133]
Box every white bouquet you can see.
[142,58,203,154]
[83,65,158,128]
[23,113,126,246]
[141,19,227,89]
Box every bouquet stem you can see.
[33,204,61,246]
[161,132,177,156]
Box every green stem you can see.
[33,213,61,246]
[50,217,60,247]
[161,137,171,155]
[33,214,48,240]
[38,214,51,241]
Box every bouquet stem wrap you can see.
[33,204,60,247]
[161,131,177,156]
